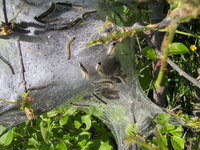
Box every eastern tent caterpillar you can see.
[93,80,116,88]
[95,62,105,76]
[91,93,107,104]
[70,102,89,107]
[37,2,56,19]
[67,37,76,60]
[107,41,117,56]
[56,2,83,8]
[49,17,82,31]
[82,9,97,18]
[28,84,51,91]
[101,88,120,99]
[113,75,126,85]
[34,17,58,24]
[79,63,89,79]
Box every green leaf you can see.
[154,113,171,125]
[85,139,101,149]
[74,118,82,129]
[162,123,175,132]
[40,122,50,144]
[39,143,54,150]
[81,115,91,130]
[99,141,113,150]
[0,128,14,146]
[139,67,152,91]
[140,47,157,59]
[59,116,68,126]
[47,110,58,117]
[170,136,185,150]
[55,140,67,150]
[169,43,190,55]
[169,126,184,137]
[80,21,88,25]
[21,91,30,99]
[77,132,91,147]
[28,137,40,146]
[64,106,77,116]
[155,128,168,150]
[0,125,5,135]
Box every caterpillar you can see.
[70,102,89,107]
[95,62,105,76]
[36,2,56,19]
[91,93,107,104]
[67,37,76,60]
[79,63,89,79]
[93,80,116,88]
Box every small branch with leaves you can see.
[0,91,36,126]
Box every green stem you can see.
[159,29,200,39]
[155,23,178,89]
[0,99,22,105]
[86,26,152,46]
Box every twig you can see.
[156,50,200,88]
[136,34,142,52]
[2,0,8,24]
[167,58,200,88]
[0,54,15,74]
[17,40,27,92]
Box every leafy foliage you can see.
[0,106,116,149]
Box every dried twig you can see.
[2,0,8,23]
[0,54,15,74]
[17,40,27,92]
[156,50,200,88]
[167,58,200,88]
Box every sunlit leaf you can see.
[77,131,91,147]
[140,47,157,59]
[28,137,40,146]
[170,136,185,150]
[154,113,171,125]
[47,110,58,117]
[21,91,30,99]
[99,141,113,150]
[81,115,92,130]
[74,117,82,129]
[155,128,168,150]
[0,128,14,146]
[59,116,68,126]
[0,125,5,135]
[169,126,184,137]
[55,140,67,150]
[64,106,77,116]
[40,122,50,144]
[169,43,190,55]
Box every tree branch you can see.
[155,50,200,88]
[167,58,200,88]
